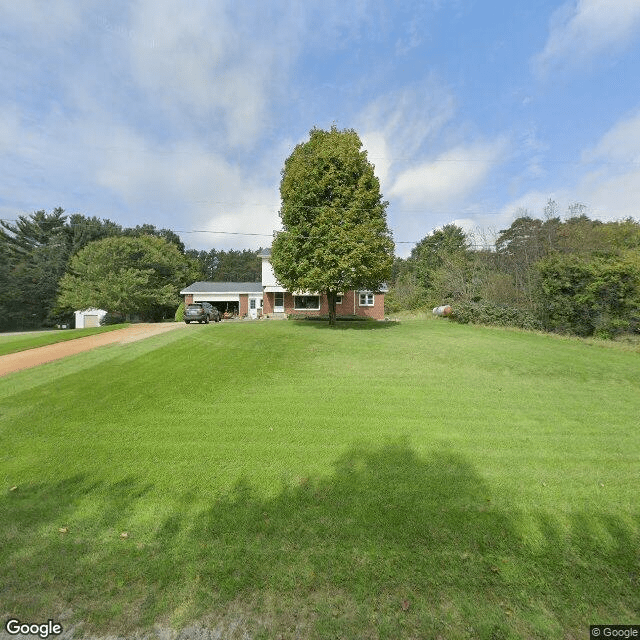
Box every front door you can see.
[274,292,284,313]
[249,298,257,319]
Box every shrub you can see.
[174,302,185,323]
[536,250,640,337]
[449,301,542,331]
[100,312,126,326]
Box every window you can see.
[294,295,320,310]
[336,295,343,305]
[359,292,374,306]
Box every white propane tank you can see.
[432,305,452,317]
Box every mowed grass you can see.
[0,319,638,639]
[0,324,130,356]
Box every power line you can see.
[180,229,273,237]
[3,210,636,250]
[0,217,424,246]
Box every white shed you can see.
[75,308,108,328]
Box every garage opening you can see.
[203,301,239,318]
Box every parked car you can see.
[184,303,220,324]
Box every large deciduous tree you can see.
[271,126,394,325]
[57,235,196,321]
[0,208,190,330]
[410,224,470,291]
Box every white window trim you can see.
[359,292,374,306]
[294,295,321,311]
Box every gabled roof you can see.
[180,281,262,295]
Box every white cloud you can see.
[388,139,509,209]
[576,110,640,219]
[358,82,457,195]
[534,0,640,75]
[0,101,281,249]
[0,107,21,152]
[583,110,640,163]
[580,169,640,220]
[357,84,510,253]
[92,128,281,247]
[360,131,391,188]
[0,1,89,41]
[126,0,290,148]
[495,111,640,230]
[124,0,388,149]
[359,83,456,162]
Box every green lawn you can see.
[1,319,638,639]
[0,324,130,356]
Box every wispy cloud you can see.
[359,82,456,189]
[577,110,640,219]
[583,110,640,164]
[533,0,640,76]
[357,83,510,252]
[388,139,509,209]
[126,0,294,148]
[496,110,640,228]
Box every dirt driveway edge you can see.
[0,323,190,377]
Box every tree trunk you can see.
[327,290,337,327]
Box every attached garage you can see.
[180,282,263,319]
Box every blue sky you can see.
[2,1,640,256]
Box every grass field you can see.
[1,318,638,639]
[0,324,130,356]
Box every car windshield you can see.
[187,305,202,309]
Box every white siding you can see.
[75,309,107,329]
[261,257,280,288]
[194,293,240,302]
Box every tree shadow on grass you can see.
[1,443,638,639]
[292,319,400,330]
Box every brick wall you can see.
[267,290,385,318]
[263,292,275,315]
[239,294,249,316]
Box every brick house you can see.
[180,249,387,320]
[259,249,387,320]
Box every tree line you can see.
[3,201,638,338]
[0,209,262,331]
[388,201,640,338]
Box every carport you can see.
[180,282,263,318]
